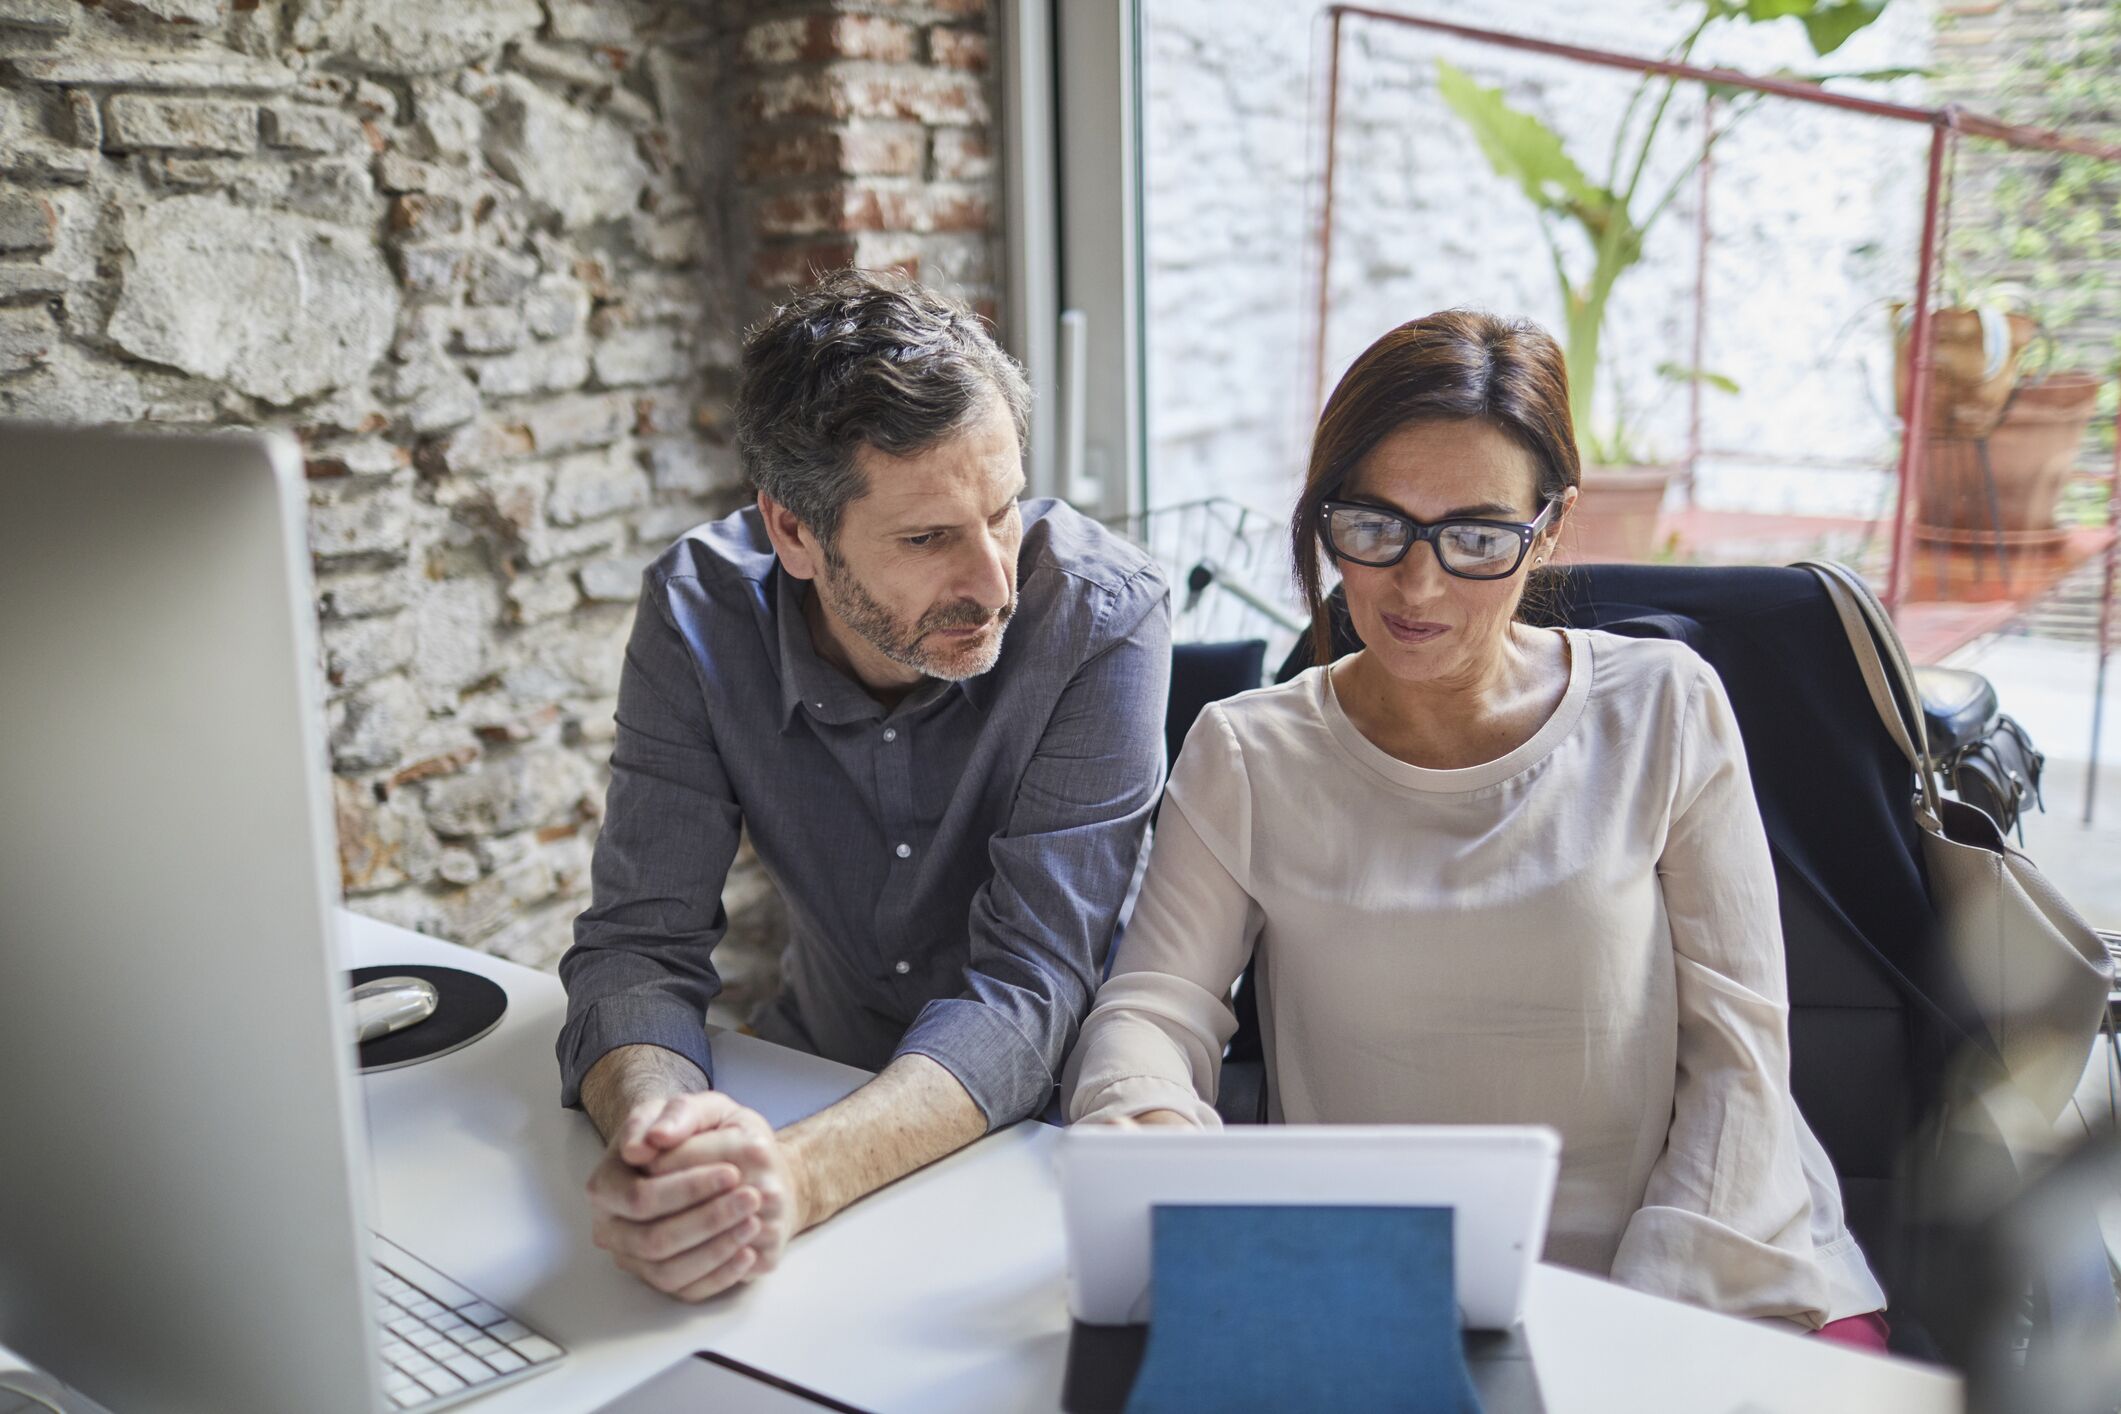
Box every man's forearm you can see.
[579,1043,711,1144]
[780,1052,988,1232]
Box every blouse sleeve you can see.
[1061,704,1265,1129]
[1608,664,1836,1327]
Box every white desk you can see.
[342,912,1961,1414]
[5,911,1965,1414]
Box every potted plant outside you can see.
[1910,324,2103,545]
[1436,0,1909,560]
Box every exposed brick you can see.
[424,418,535,475]
[593,325,691,387]
[743,14,917,67]
[750,234,921,291]
[388,746,479,792]
[375,152,446,193]
[930,125,991,181]
[469,249,539,306]
[0,265,70,301]
[755,181,991,237]
[263,105,362,153]
[521,391,630,453]
[63,92,101,149]
[928,26,987,71]
[545,0,638,44]
[750,238,855,290]
[0,192,58,253]
[455,306,525,354]
[744,68,989,127]
[505,565,582,624]
[509,38,620,90]
[7,0,997,983]
[114,0,222,21]
[525,279,587,340]
[546,446,649,524]
[1,141,94,185]
[579,554,647,603]
[16,55,294,89]
[740,122,925,182]
[389,192,467,238]
[0,305,55,375]
[0,0,74,33]
[475,343,591,398]
[310,482,413,560]
[104,96,257,154]
[391,244,467,298]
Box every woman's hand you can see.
[1082,1107,1199,1129]
[1130,1108,1198,1128]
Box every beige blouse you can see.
[1062,629,1885,1327]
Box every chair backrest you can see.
[1166,640,1268,775]
[1262,565,1989,1307]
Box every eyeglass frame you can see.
[1318,496,1561,581]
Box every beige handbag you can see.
[1799,560,2112,1123]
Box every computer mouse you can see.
[349,976,439,1044]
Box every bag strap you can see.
[1794,560,1948,829]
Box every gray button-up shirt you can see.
[556,498,1171,1128]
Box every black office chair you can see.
[1218,563,2020,1357]
[1163,640,1267,786]
[1153,641,1272,1126]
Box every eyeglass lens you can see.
[1327,506,1525,576]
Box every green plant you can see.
[1436,0,1909,461]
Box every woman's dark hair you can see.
[1291,308,1580,665]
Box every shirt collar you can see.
[773,567,986,730]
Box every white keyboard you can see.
[369,1232,564,1410]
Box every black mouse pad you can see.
[347,964,507,1073]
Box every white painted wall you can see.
[1140,0,1937,536]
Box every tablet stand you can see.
[1115,1205,1482,1414]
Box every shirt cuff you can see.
[1066,1073,1222,1130]
[895,997,1055,1131]
[555,993,716,1109]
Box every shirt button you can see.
[894,842,912,859]
[883,727,898,742]
[894,960,911,975]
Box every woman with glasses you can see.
[1061,310,1890,1345]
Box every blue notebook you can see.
[1123,1204,1482,1414]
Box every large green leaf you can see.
[1800,2,1891,55]
[1433,59,1643,262]
[1735,0,1891,56]
[1434,59,1605,219]
[1656,361,1741,394]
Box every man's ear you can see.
[758,490,824,582]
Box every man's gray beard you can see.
[817,556,1015,682]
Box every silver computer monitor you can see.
[0,425,380,1414]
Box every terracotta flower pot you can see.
[1892,306,2037,440]
[1564,465,1675,563]
[1915,373,2101,536]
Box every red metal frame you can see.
[1308,6,2121,815]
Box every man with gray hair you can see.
[557,270,1171,1301]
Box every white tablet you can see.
[1056,1124,1561,1330]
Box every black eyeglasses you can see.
[1320,498,1559,580]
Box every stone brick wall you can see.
[0,0,999,1024]
[734,2,995,312]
